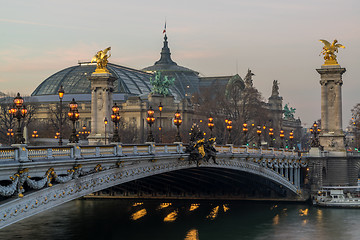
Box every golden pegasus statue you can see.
[91,47,111,73]
[319,39,345,65]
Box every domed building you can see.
[32,63,154,97]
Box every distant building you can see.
[1,33,302,145]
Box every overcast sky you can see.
[1,0,359,127]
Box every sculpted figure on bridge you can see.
[186,124,218,165]
[319,39,345,65]
[91,47,111,73]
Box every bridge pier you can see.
[307,149,360,193]
[289,167,293,185]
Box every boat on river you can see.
[313,186,360,208]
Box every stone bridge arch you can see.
[0,153,305,229]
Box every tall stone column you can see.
[316,65,346,152]
[87,72,116,145]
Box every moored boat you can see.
[313,186,360,208]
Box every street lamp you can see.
[158,102,163,143]
[279,129,285,148]
[226,119,233,144]
[55,132,60,139]
[269,127,274,147]
[256,125,262,148]
[104,117,108,144]
[242,123,248,145]
[68,98,79,143]
[289,130,294,149]
[111,103,121,143]
[146,106,155,142]
[7,129,14,145]
[310,121,321,147]
[208,116,214,137]
[174,110,182,142]
[32,130,39,138]
[58,85,64,146]
[10,93,27,144]
[79,124,89,140]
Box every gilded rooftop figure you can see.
[91,47,111,73]
[319,39,345,65]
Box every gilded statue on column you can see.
[91,47,111,73]
[319,39,345,65]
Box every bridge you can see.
[0,143,306,229]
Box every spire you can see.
[155,34,177,66]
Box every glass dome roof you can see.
[32,63,154,96]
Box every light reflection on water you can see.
[130,208,147,221]
[185,229,199,240]
[1,200,360,240]
[189,203,200,211]
[206,206,219,220]
[164,209,178,222]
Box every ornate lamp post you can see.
[208,116,214,137]
[104,117,108,144]
[10,93,27,144]
[146,106,155,142]
[58,85,64,146]
[279,129,285,148]
[289,130,294,149]
[242,123,248,145]
[68,98,79,143]
[158,102,163,143]
[111,103,121,142]
[226,119,233,144]
[310,121,321,147]
[256,125,262,148]
[174,110,182,142]
[269,127,274,147]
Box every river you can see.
[0,199,359,240]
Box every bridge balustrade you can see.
[155,144,181,154]
[0,148,16,162]
[231,146,247,154]
[27,146,73,161]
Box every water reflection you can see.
[132,202,143,207]
[273,214,280,225]
[299,208,309,216]
[164,210,178,222]
[206,206,219,220]
[184,229,199,240]
[270,204,278,210]
[222,204,229,212]
[2,201,360,240]
[130,208,147,220]
[189,204,200,212]
[158,203,172,209]
[317,209,323,221]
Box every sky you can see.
[0,0,360,128]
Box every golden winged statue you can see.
[319,39,345,65]
[91,47,111,73]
